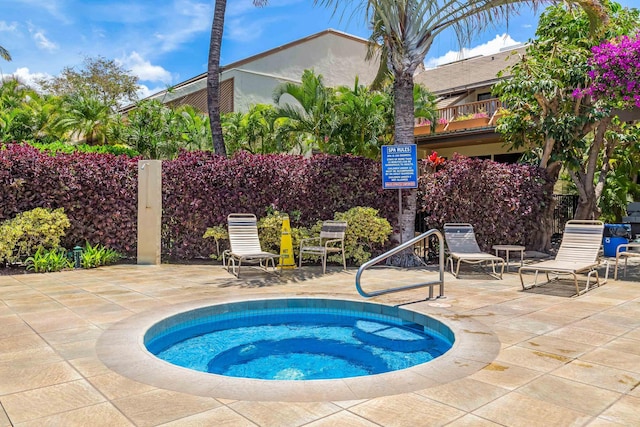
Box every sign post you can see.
[381,145,418,244]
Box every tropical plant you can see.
[331,79,391,157]
[207,0,268,157]
[313,0,606,264]
[493,1,639,250]
[121,99,182,159]
[80,242,122,269]
[273,69,339,154]
[222,104,288,154]
[175,105,212,152]
[583,31,640,108]
[25,247,72,273]
[55,92,114,145]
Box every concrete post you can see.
[137,160,162,265]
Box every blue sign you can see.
[381,144,418,189]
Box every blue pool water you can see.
[145,300,454,380]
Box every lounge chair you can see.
[223,213,280,277]
[443,223,505,279]
[299,220,347,274]
[519,220,609,296]
[614,242,640,280]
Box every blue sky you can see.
[0,0,636,99]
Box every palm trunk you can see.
[207,0,227,157]
[387,70,422,267]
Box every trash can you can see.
[603,224,630,257]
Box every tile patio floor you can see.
[0,258,639,426]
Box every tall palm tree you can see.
[315,0,606,263]
[207,0,268,157]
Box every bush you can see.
[25,247,72,272]
[332,207,392,265]
[162,150,396,259]
[80,242,122,268]
[256,211,308,257]
[27,141,140,157]
[0,144,138,256]
[419,154,551,250]
[0,207,70,264]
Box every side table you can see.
[492,245,525,272]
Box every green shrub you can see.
[80,242,122,268]
[25,247,72,273]
[332,206,392,265]
[257,211,309,258]
[203,225,228,260]
[27,141,140,157]
[0,207,70,264]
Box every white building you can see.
[136,29,380,114]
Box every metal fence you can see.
[552,194,578,235]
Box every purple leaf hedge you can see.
[0,144,551,260]
[418,154,552,251]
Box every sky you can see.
[0,0,636,99]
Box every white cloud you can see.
[225,18,267,43]
[153,0,211,53]
[136,83,166,100]
[425,34,522,68]
[11,67,52,90]
[0,21,19,32]
[119,51,173,84]
[33,31,58,51]
[27,23,58,52]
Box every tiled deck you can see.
[0,260,638,426]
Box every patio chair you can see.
[223,213,280,278]
[519,220,609,296]
[614,242,640,280]
[443,223,505,279]
[299,220,347,274]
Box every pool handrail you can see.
[355,229,445,298]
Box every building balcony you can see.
[414,99,505,136]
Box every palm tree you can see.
[0,45,10,61]
[56,92,113,145]
[273,69,338,154]
[315,0,606,264]
[207,0,268,157]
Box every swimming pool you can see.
[144,300,454,380]
[97,296,500,401]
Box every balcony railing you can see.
[415,98,505,134]
[438,99,504,123]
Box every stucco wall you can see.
[221,32,379,112]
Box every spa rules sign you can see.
[381,144,418,189]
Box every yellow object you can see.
[278,215,296,269]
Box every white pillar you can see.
[137,160,162,265]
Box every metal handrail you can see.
[355,229,445,299]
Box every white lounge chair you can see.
[223,213,280,277]
[443,223,505,279]
[614,242,640,280]
[299,220,347,274]
[519,220,609,296]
